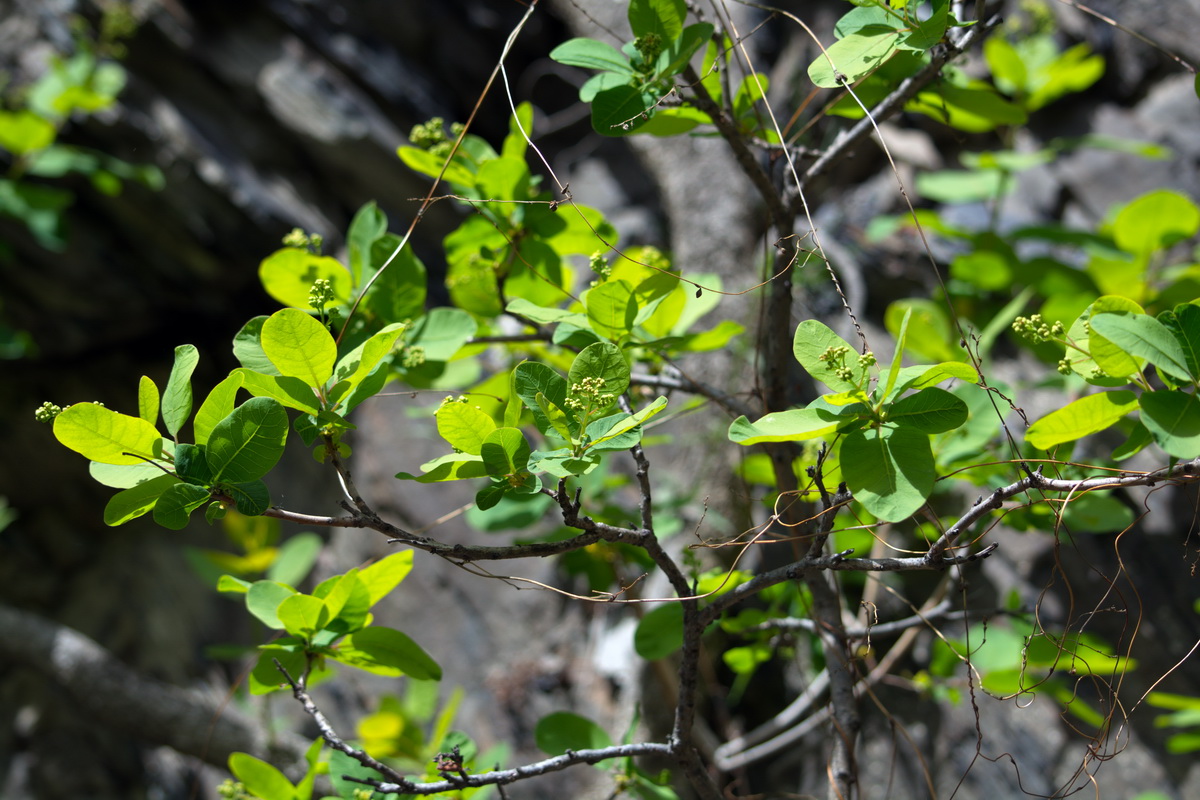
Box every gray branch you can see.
[0,603,309,775]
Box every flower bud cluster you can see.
[1012,314,1064,343]
[34,401,62,422]
[566,376,614,412]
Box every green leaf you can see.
[54,403,163,465]
[103,474,178,526]
[1061,493,1135,534]
[152,482,211,530]
[891,362,979,396]
[89,460,166,489]
[394,453,488,483]
[258,248,352,311]
[1026,391,1139,449]
[267,532,323,586]
[591,84,657,136]
[528,447,600,479]
[194,373,243,446]
[138,376,160,425]
[206,397,289,484]
[568,341,631,407]
[229,753,297,800]
[233,369,321,416]
[634,603,684,660]
[514,362,570,434]
[481,427,532,478]
[629,0,686,40]
[506,298,589,328]
[1139,391,1200,458]
[436,401,498,455]
[358,551,415,607]
[0,110,56,155]
[246,580,297,629]
[888,387,968,433]
[903,0,949,50]
[586,396,669,449]
[225,480,271,516]
[585,279,637,340]
[536,392,575,441]
[1113,189,1200,255]
[658,22,715,79]
[174,443,212,485]
[161,344,199,438]
[397,145,477,187]
[883,308,912,400]
[792,320,865,392]
[841,426,935,522]
[346,200,388,286]
[277,593,330,639]
[1089,313,1193,383]
[406,307,478,361]
[336,626,442,680]
[551,37,633,73]
[728,407,844,445]
[535,711,613,756]
[809,30,901,88]
[1065,296,1145,382]
[1160,304,1200,381]
[232,316,280,375]
[261,309,338,389]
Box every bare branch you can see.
[355,743,673,794]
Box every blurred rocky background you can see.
[2,0,1199,798]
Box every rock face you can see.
[3,0,1200,798]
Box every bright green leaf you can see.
[436,401,497,455]
[336,626,442,680]
[277,593,330,639]
[54,403,163,465]
[261,308,337,389]
[258,248,352,311]
[229,753,297,800]
[161,344,199,438]
[357,551,414,607]
[246,581,297,629]
[1026,391,1139,449]
[194,373,243,446]
[1089,312,1192,383]
[138,376,159,425]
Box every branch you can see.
[629,371,754,419]
[356,743,674,794]
[699,545,997,627]
[278,661,408,784]
[798,14,1004,192]
[925,458,1200,563]
[0,603,309,774]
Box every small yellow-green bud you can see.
[34,401,63,422]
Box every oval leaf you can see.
[634,603,684,660]
[841,426,935,522]
[336,626,442,680]
[1140,390,1200,458]
[1026,391,1139,449]
[206,397,289,484]
[261,308,337,389]
[54,403,163,465]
